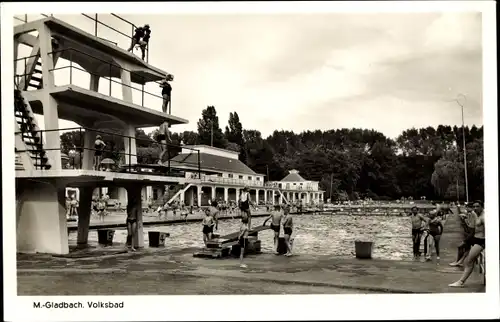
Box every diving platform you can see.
[15,169,187,187]
[15,16,168,81]
[24,86,188,128]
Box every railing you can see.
[14,13,149,63]
[14,127,201,176]
[14,47,171,114]
[191,174,265,187]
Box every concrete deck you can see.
[25,86,187,127]
[15,17,169,82]
[15,169,186,186]
[17,208,486,295]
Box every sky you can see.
[16,11,483,139]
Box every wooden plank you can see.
[216,225,271,243]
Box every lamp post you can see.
[455,94,469,204]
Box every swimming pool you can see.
[68,214,414,260]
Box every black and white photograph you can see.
[2,1,498,321]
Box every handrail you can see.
[14,13,149,63]
[14,126,201,173]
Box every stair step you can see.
[29,83,43,89]
[36,61,42,66]
[31,76,42,83]
[34,68,42,74]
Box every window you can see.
[248,176,252,180]
[217,173,223,177]
[239,175,243,179]
[300,183,303,185]
[256,177,260,181]
[228,174,233,178]
[293,183,296,185]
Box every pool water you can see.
[69,214,414,260]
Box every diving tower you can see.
[14,14,198,254]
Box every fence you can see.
[15,127,201,176]
[193,174,265,187]
[14,47,170,113]
[13,13,148,62]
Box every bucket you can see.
[355,241,373,259]
[148,231,169,247]
[97,229,115,246]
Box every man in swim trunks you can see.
[93,135,106,170]
[202,208,215,246]
[160,79,172,114]
[126,202,138,252]
[263,204,283,254]
[138,24,151,60]
[449,201,485,287]
[239,187,252,228]
[282,210,294,256]
[157,122,170,164]
[410,206,427,259]
[209,200,219,231]
[450,203,477,267]
[238,215,249,268]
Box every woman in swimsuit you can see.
[239,187,252,228]
[449,201,485,287]
[202,210,215,246]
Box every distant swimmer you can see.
[282,210,294,256]
[202,208,215,246]
[263,204,283,254]
[238,215,249,268]
[239,187,252,228]
[410,206,426,259]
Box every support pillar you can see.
[120,69,133,102]
[197,185,202,207]
[255,189,259,205]
[126,185,144,248]
[211,186,216,201]
[17,180,68,254]
[90,74,100,92]
[264,189,267,204]
[76,187,94,247]
[272,190,276,205]
[82,129,95,170]
[235,188,240,203]
[224,187,228,202]
[123,125,137,165]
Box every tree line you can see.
[59,105,484,202]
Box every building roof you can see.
[169,152,259,176]
[281,170,307,182]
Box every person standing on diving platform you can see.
[157,121,171,165]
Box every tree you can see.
[225,112,246,163]
[197,105,227,148]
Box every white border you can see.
[2,1,498,321]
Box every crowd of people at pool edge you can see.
[409,201,486,288]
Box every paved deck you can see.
[17,207,486,295]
